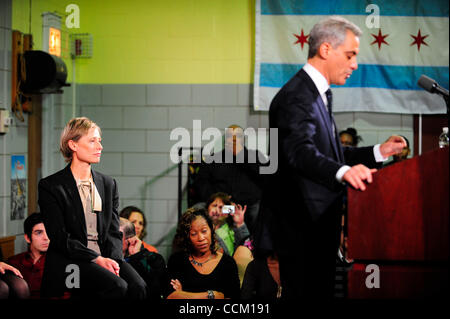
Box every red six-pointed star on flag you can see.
[293,29,309,50]
[370,29,389,50]
[410,29,429,51]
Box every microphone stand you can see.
[443,95,450,130]
[435,87,449,117]
[444,95,449,117]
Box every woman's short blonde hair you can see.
[60,117,101,162]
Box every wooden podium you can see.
[347,147,449,298]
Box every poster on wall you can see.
[11,155,26,220]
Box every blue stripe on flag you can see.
[261,0,449,17]
[260,63,450,90]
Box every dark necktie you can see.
[325,89,333,120]
[325,89,336,139]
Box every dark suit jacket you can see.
[38,164,123,297]
[264,69,378,254]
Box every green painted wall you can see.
[12,0,255,84]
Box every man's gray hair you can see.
[119,217,136,239]
[308,16,362,59]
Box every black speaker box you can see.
[20,50,70,94]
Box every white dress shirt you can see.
[302,63,387,183]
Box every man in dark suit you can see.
[266,16,406,299]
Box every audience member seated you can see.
[120,206,158,253]
[205,192,251,256]
[167,207,240,299]
[7,212,49,299]
[194,125,266,234]
[0,250,30,299]
[240,249,281,300]
[119,218,169,299]
[339,127,362,147]
[205,192,254,286]
[384,135,410,166]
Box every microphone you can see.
[417,75,449,98]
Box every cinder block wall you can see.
[0,0,28,253]
[44,83,413,260]
[1,81,414,260]
[46,83,265,259]
[334,112,414,152]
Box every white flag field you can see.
[254,0,449,113]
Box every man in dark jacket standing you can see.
[267,16,406,299]
[194,125,266,234]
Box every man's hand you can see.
[127,236,142,256]
[94,256,120,276]
[380,135,407,158]
[343,164,377,191]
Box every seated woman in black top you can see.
[167,207,240,299]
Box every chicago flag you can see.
[254,0,449,113]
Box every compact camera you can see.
[222,205,235,214]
